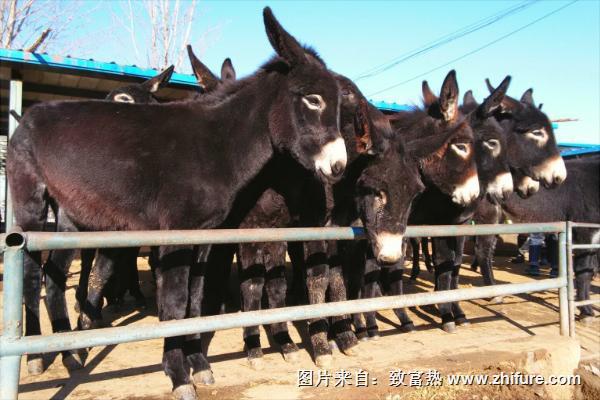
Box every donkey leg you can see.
[304,241,332,367]
[423,237,435,273]
[23,250,44,375]
[387,260,415,332]
[575,268,595,320]
[156,245,195,399]
[125,247,146,307]
[75,249,95,313]
[266,261,299,362]
[43,208,85,370]
[432,237,456,332]
[79,248,119,330]
[239,259,266,369]
[328,264,358,355]
[44,247,84,370]
[185,249,214,386]
[450,237,468,326]
[409,238,421,281]
[361,258,382,338]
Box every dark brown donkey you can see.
[8,8,352,399]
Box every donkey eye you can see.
[483,139,500,150]
[530,129,544,137]
[525,127,548,147]
[451,143,470,158]
[113,93,135,103]
[375,190,387,206]
[302,94,325,111]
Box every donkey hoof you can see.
[490,296,504,304]
[283,349,300,363]
[27,358,44,375]
[282,343,300,363]
[580,315,595,326]
[400,322,415,333]
[62,352,85,371]
[337,331,359,355]
[78,314,94,330]
[315,354,333,369]
[172,384,197,400]
[455,317,470,327]
[192,369,215,386]
[248,356,265,370]
[442,322,457,334]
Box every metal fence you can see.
[566,221,600,338]
[0,221,589,400]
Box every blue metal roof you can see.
[0,48,199,86]
[558,142,600,157]
[368,100,412,112]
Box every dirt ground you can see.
[1,247,598,400]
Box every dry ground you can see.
[0,247,598,400]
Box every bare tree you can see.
[0,0,80,53]
[111,0,222,71]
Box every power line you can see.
[354,1,537,81]
[367,0,578,98]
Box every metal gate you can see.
[0,221,583,399]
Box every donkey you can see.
[79,52,238,312]
[7,65,177,375]
[8,8,352,399]
[77,64,177,312]
[471,158,599,321]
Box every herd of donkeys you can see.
[6,8,598,399]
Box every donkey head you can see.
[261,7,347,183]
[355,133,424,264]
[106,65,174,104]
[485,79,566,190]
[392,70,479,206]
[462,76,513,202]
[187,45,236,92]
[333,74,423,263]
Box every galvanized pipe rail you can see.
[566,221,600,337]
[1,222,571,400]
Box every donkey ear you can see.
[354,99,373,154]
[142,65,174,93]
[187,45,220,92]
[220,58,236,83]
[520,88,535,106]
[439,70,459,122]
[485,78,494,94]
[479,75,511,117]
[422,80,437,107]
[463,90,477,107]
[263,7,309,66]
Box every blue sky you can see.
[78,1,599,144]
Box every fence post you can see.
[5,79,22,232]
[566,221,576,337]
[1,229,26,400]
[557,227,569,336]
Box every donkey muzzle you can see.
[375,232,404,264]
[531,155,567,188]
[314,137,347,181]
[451,174,480,206]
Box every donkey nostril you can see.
[554,176,563,185]
[331,161,344,177]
